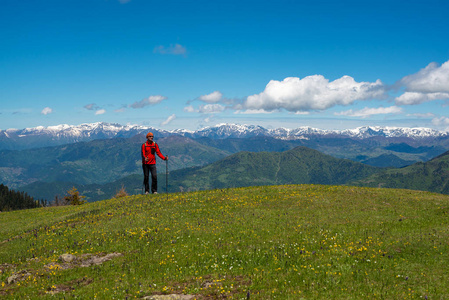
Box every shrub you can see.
[114,185,129,198]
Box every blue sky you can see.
[1,0,449,131]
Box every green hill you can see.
[1,185,449,298]
[166,146,380,192]
[360,153,416,168]
[352,150,449,194]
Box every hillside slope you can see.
[352,150,449,194]
[1,185,449,298]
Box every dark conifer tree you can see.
[0,184,44,211]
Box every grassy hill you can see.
[353,150,449,194]
[1,185,449,299]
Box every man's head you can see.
[146,132,154,141]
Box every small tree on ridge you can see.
[64,187,86,205]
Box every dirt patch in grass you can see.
[44,276,94,295]
[147,274,252,300]
[44,252,123,270]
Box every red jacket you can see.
[141,141,166,164]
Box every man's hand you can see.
[165,156,169,161]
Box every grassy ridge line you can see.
[1,185,449,299]
[0,203,98,242]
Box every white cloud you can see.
[432,116,449,126]
[293,111,310,115]
[41,107,53,115]
[153,44,187,56]
[95,109,106,115]
[432,116,449,131]
[198,104,225,114]
[244,75,385,113]
[235,109,277,114]
[400,61,449,93]
[203,116,213,123]
[161,114,176,126]
[407,112,435,118]
[199,91,223,103]
[335,106,403,118]
[130,95,167,109]
[396,60,449,105]
[395,92,449,105]
[183,105,196,113]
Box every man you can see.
[141,132,168,194]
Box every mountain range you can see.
[1,122,448,150]
[2,130,447,190]
[2,122,449,166]
[3,122,449,202]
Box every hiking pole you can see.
[165,156,169,201]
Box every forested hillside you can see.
[0,184,44,211]
[352,150,449,194]
[165,146,380,192]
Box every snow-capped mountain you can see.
[0,122,447,150]
[0,123,171,150]
[338,126,445,139]
[180,123,270,139]
[178,123,448,140]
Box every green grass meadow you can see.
[1,184,449,299]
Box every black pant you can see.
[142,164,157,193]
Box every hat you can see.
[146,132,154,138]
